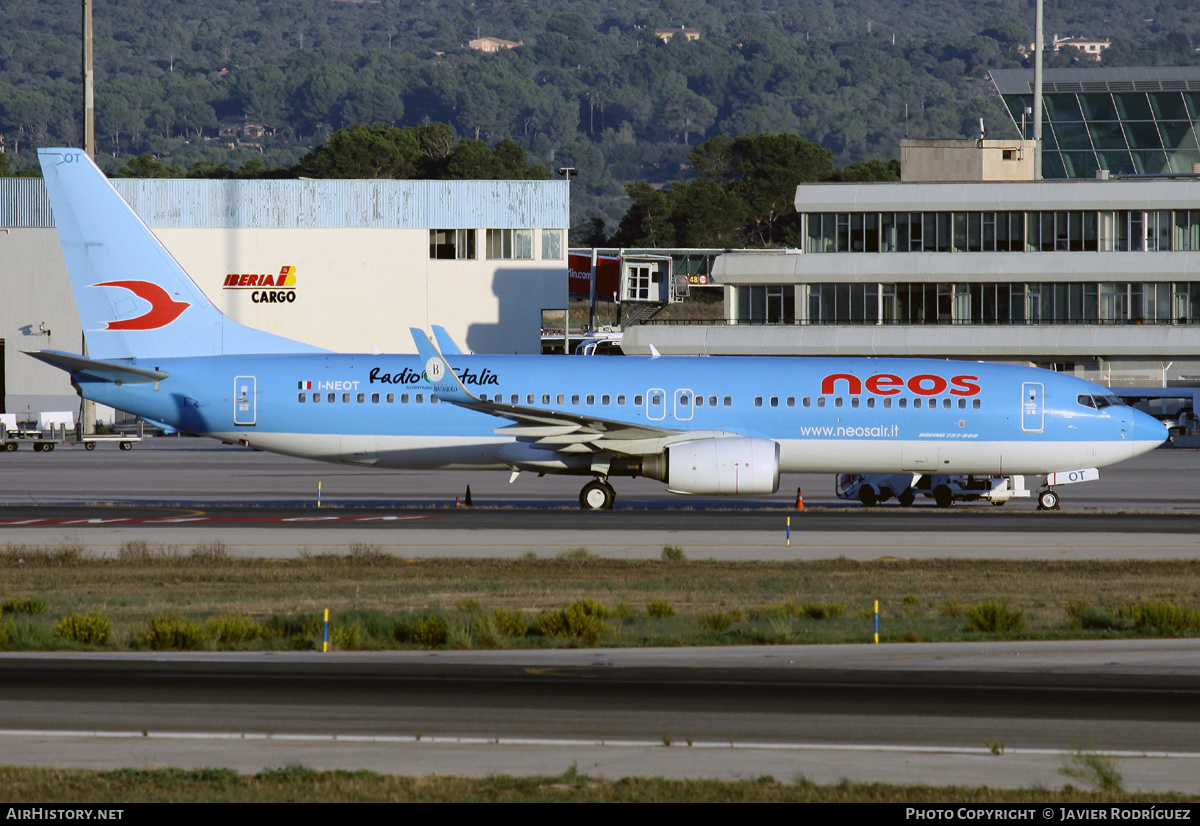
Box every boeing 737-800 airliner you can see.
[28,148,1167,509]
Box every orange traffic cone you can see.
[795,488,805,511]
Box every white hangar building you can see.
[0,176,569,415]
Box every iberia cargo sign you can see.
[568,253,621,300]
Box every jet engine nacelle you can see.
[662,436,780,495]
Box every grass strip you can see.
[0,766,1194,803]
[3,542,1200,650]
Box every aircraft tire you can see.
[858,486,877,507]
[897,490,915,507]
[933,485,953,508]
[580,480,615,510]
[1038,489,1059,510]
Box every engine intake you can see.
[655,436,780,495]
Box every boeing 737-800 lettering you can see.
[28,148,1167,509]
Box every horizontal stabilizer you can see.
[25,350,168,384]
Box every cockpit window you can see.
[1077,394,1125,410]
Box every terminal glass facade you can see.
[805,210,1200,254]
[990,69,1200,178]
[734,282,1200,326]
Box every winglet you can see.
[432,325,463,355]
[408,328,479,404]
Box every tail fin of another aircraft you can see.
[38,148,326,360]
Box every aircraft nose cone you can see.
[1131,408,1169,453]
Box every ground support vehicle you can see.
[837,472,1034,508]
[0,414,143,452]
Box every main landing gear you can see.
[580,478,616,510]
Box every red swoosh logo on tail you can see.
[92,281,190,330]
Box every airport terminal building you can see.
[625,67,1200,388]
[0,176,568,415]
[626,172,1200,386]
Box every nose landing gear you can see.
[1037,488,1060,511]
[580,478,616,510]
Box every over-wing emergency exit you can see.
[28,148,1168,509]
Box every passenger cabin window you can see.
[386,393,395,403]
[723,396,732,407]
[635,395,644,406]
[710,396,718,407]
[755,397,763,407]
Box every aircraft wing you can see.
[410,328,686,456]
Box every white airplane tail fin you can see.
[38,148,325,360]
